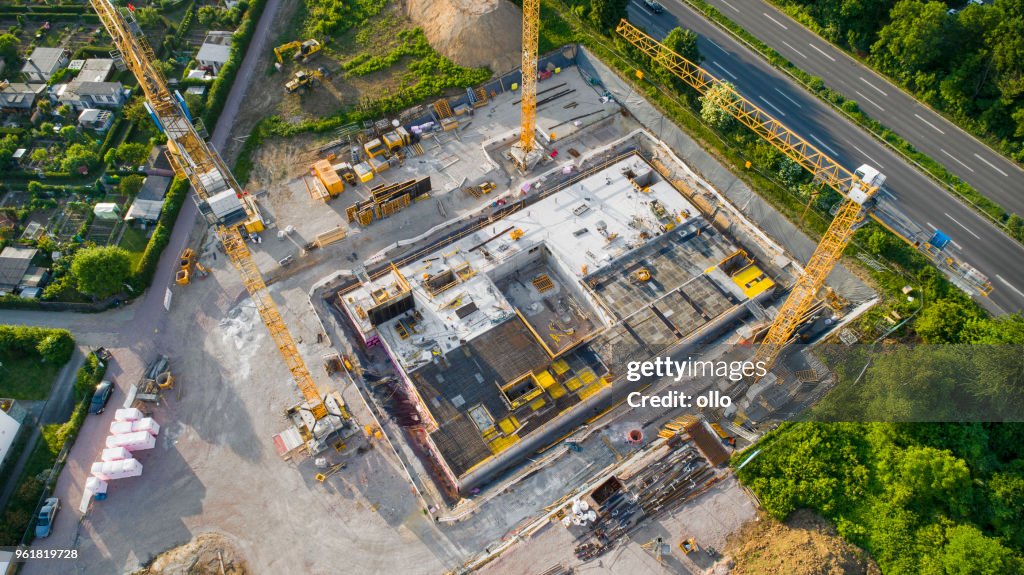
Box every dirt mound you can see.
[403,0,522,74]
[133,533,250,575]
[725,510,881,575]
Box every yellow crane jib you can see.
[92,0,332,421]
[614,19,984,377]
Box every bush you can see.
[0,326,74,359]
[35,331,74,364]
[70,245,133,298]
[130,177,189,290]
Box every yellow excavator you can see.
[274,39,321,64]
[285,68,324,94]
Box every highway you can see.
[697,0,1024,218]
[625,0,1024,315]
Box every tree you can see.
[36,331,74,364]
[119,174,145,197]
[777,158,807,190]
[30,148,49,166]
[663,27,702,65]
[989,462,1024,549]
[929,524,1021,575]
[0,134,18,164]
[589,0,628,32]
[871,1,953,88]
[60,125,78,141]
[914,299,983,343]
[880,445,971,515]
[0,33,19,64]
[114,142,151,167]
[700,82,739,132]
[134,7,162,28]
[70,246,132,298]
[60,143,100,174]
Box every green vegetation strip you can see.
[203,0,268,127]
[681,0,1024,243]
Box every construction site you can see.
[16,0,1001,573]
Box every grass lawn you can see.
[0,352,62,401]
[119,224,151,269]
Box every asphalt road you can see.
[699,0,1024,217]
[626,1,1024,315]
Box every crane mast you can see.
[92,0,331,421]
[511,0,541,170]
[615,19,991,374]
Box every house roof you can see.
[78,59,114,83]
[21,47,68,76]
[74,81,123,96]
[78,108,113,124]
[0,247,38,290]
[196,42,231,64]
[138,175,172,201]
[0,83,46,107]
[125,198,165,221]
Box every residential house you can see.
[78,108,115,132]
[196,31,233,75]
[0,82,47,111]
[125,175,172,222]
[0,246,38,293]
[1,399,28,469]
[56,81,127,111]
[20,47,69,82]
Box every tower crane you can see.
[91,0,347,449]
[511,0,542,171]
[615,19,992,375]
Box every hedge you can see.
[129,176,189,290]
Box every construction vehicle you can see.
[617,20,992,382]
[679,538,698,555]
[92,0,348,453]
[511,0,541,170]
[632,268,651,283]
[175,247,207,285]
[274,39,321,64]
[509,228,524,241]
[464,181,496,198]
[285,68,323,93]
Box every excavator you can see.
[274,39,321,64]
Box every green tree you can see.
[700,82,739,132]
[914,299,983,343]
[114,142,151,167]
[588,0,628,32]
[928,524,1020,575]
[70,246,132,298]
[60,125,78,141]
[880,445,971,515]
[777,158,806,190]
[871,1,953,89]
[989,462,1024,549]
[35,331,74,364]
[29,148,49,166]
[61,143,100,174]
[0,32,19,64]
[663,27,702,65]
[0,134,18,164]
[119,174,145,197]
[134,7,162,28]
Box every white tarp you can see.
[109,417,160,436]
[105,431,155,451]
[114,408,143,422]
[90,458,142,480]
[85,476,108,494]
[101,446,131,461]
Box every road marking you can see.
[706,38,728,54]
[712,61,738,80]
[758,96,786,116]
[996,275,1024,298]
[940,148,975,173]
[809,133,839,156]
[973,153,1010,177]
[945,212,981,239]
[774,88,802,108]
[854,90,886,112]
[764,12,788,29]
[858,76,888,97]
[914,113,946,135]
[720,0,741,12]
[781,41,807,59]
[852,145,884,169]
[808,43,836,62]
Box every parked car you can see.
[644,0,666,13]
[89,380,114,414]
[34,497,60,538]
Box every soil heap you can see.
[725,510,881,575]
[403,0,523,74]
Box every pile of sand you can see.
[133,533,250,575]
[403,0,523,74]
[725,510,881,575]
